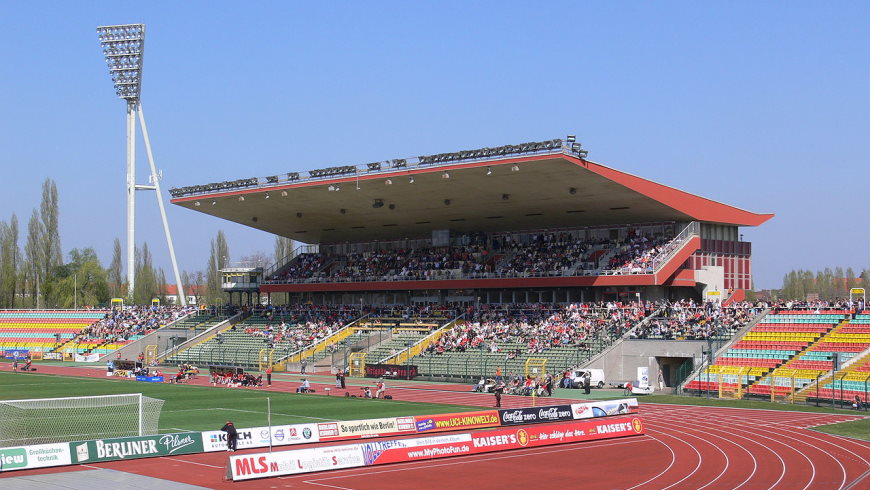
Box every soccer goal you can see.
[0,394,164,447]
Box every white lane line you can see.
[649,417,760,489]
[643,428,703,490]
[625,433,676,490]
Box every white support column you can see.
[126,102,137,303]
[138,104,187,306]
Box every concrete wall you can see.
[586,339,707,386]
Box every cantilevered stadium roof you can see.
[170,139,773,243]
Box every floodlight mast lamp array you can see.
[97,24,186,306]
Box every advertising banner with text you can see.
[498,405,574,426]
[413,410,501,433]
[201,423,320,452]
[69,432,203,464]
[229,416,645,481]
[0,443,71,472]
[570,398,638,420]
[317,417,416,441]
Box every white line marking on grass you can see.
[166,407,337,421]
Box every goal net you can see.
[525,358,548,379]
[0,394,164,447]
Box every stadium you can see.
[2,135,869,488]
[1,14,869,489]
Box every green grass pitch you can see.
[0,372,482,435]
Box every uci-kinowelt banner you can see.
[0,443,71,472]
[229,443,365,481]
[498,404,575,426]
[229,416,645,481]
[69,432,203,464]
[570,398,639,420]
[202,424,319,453]
[413,410,501,433]
[316,417,416,441]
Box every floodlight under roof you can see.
[97,24,145,101]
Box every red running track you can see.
[2,364,869,489]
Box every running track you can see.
[3,364,869,489]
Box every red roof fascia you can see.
[569,156,774,227]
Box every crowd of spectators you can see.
[265,227,684,284]
[424,302,643,357]
[497,232,600,276]
[78,305,195,343]
[239,305,364,351]
[604,232,677,274]
[629,299,760,340]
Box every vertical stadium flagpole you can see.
[138,104,187,306]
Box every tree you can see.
[240,251,271,269]
[109,238,123,299]
[274,236,294,265]
[24,209,43,308]
[39,178,62,282]
[0,215,20,307]
[206,231,230,304]
[133,242,160,305]
[48,248,110,308]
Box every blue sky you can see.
[0,2,867,290]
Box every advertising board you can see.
[69,432,203,463]
[201,424,319,453]
[413,410,500,433]
[0,443,71,472]
[229,416,645,481]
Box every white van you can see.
[570,369,606,389]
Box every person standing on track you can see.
[221,420,238,452]
[494,381,505,408]
[266,366,272,387]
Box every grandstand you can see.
[683,308,870,405]
[168,137,774,386]
[0,310,105,355]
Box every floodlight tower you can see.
[97,24,187,306]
